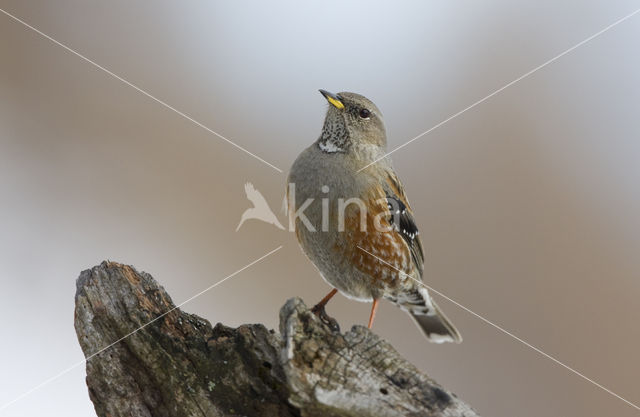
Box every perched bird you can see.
[287,90,461,343]
[237,182,285,231]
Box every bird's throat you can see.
[318,116,349,153]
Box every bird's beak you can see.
[319,89,344,110]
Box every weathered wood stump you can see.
[74,261,480,417]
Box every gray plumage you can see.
[288,91,461,343]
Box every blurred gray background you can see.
[1,1,639,416]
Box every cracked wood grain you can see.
[74,261,480,417]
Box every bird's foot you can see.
[311,303,340,332]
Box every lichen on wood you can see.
[74,261,480,417]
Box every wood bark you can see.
[74,261,480,417]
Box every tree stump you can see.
[74,261,480,417]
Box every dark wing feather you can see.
[383,171,425,276]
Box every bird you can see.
[287,90,461,343]
[236,182,285,231]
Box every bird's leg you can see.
[313,288,338,310]
[368,299,380,329]
[311,288,340,332]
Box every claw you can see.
[311,303,341,332]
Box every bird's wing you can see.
[380,169,425,277]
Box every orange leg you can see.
[311,288,340,332]
[368,299,380,329]
[313,288,338,311]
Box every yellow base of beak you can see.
[327,96,344,109]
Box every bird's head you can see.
[318,90,386,152]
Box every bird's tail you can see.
[409,301,462,344]
[403,287,462,344]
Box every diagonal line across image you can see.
[0,245,283,412]
[358,7,640,172]
[0,8,284,174]
[356,245,640,412]
[2,2,639,415]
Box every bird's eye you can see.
[359,108,371,119]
